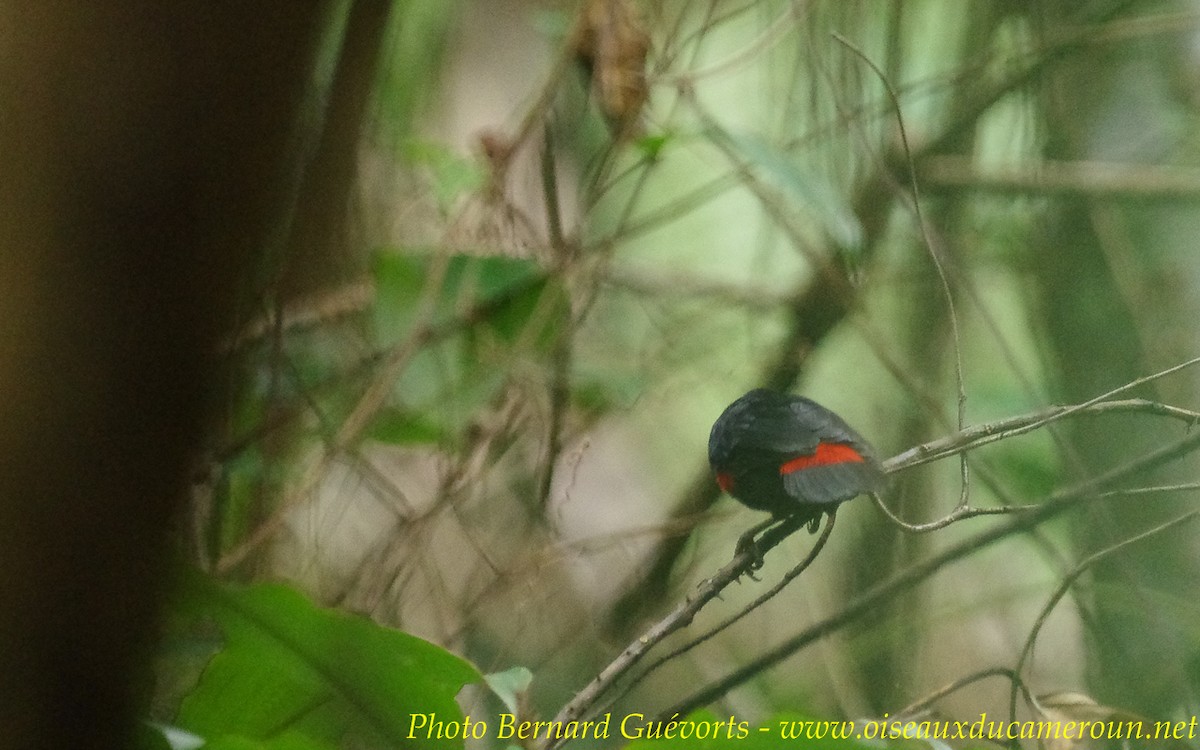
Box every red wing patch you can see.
[779,442,864,475]
[716,472,735,492]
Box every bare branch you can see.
[655,422,1200,721]
[608,512,839,709]
[542,512,811,748]
[919,156,1200,201]
[894,666,1034,722]
[1008,511,1200,720]
[886,396,1200,475]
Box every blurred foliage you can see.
[165,0,1200,748]
[153,573,481,750]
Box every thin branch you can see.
[832,30,971,510]
[661,1,802,85]
[655,423,1200,721]
[919,156,1200,201]
[885,396,1200,475]
[567,395,1200,737]
[896,666,1034,720]
[219,279,374,353]
[541,513,810,748]
[1095,481,1200,497]
[871,491,1027,533]
[1008,511,1200,720]
[873,396,1200,531]
[215,266,548,573]
[611,511,839,707]
[536,122,571,515]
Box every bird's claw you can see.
[735,528,766,571]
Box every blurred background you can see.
[182,0,1200,743]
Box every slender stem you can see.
[656,425,1200,720]
[541,513,809,749]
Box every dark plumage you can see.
[708,389,885,522]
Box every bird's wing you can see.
[733,408,823,455]
[784,397,879,460]
[782,461,887,505]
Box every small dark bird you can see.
[708,389,886,530]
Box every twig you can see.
[536,122,572,515]
[871,491,1026,533]
[833,29,971,510]
[1095,481,1200,497]
[655,423,1200,720]
[541,513,810,749]
[215,265,548,573]
[885,396,1200,475]
[1008,511,1200,720]
[661,1,802,85]
[919,155,1200,201]
[218,279,374,353]
[546,393,1199,745]
[895,666,1034,720]
[604,511,839,712]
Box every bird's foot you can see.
[734,516,777,571]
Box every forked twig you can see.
[833,30,971,510]
[542,389,1200,746]
[591,512,839,720]
[541,512,809,749]
[657,423,1200,721]
[1007,511,1200,720]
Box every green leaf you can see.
[371,251,430,343]
[371,250,564,352]
[175,573,482,750]
[200,733,333,750]
[371,251,550,333]
[440,254,544,314]
[136,722,184,750]
[483,667,533,715]
[573,372,644,417]
[478,274,567,346]
[368,250,566,445]
[636,131,673,160]
[405,140,485,214]
[366,406,445,445]
[718,130,863,250]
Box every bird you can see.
[708,389,886,534]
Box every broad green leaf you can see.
[371,251,429,343]
[176,573,481,750]
[370,251,553,344]
[200,733,332,750]
[440,254,544,316]
[470,273,567,347]
[370,251,565,437]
